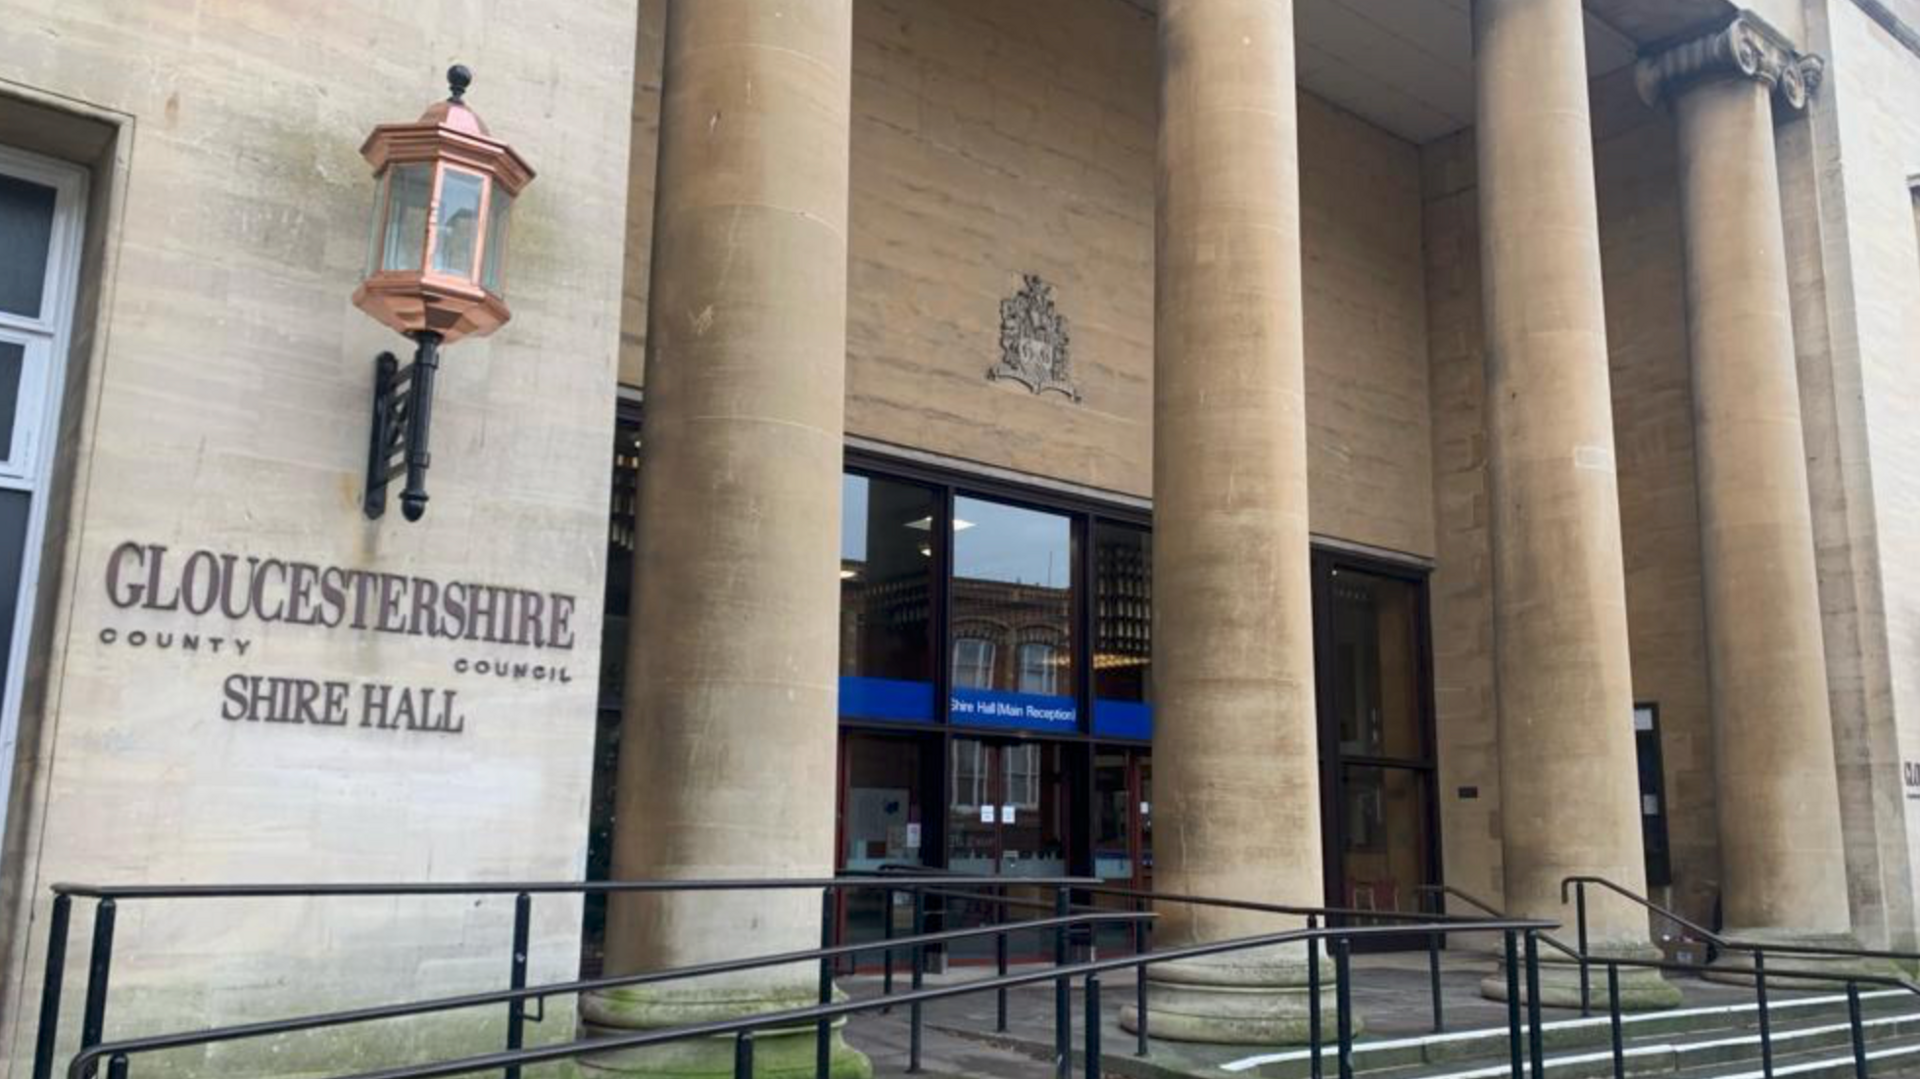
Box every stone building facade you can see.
[2,0,1920,1072]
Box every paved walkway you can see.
[838,952,1796,1079]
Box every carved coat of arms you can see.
[989,274,1081,402]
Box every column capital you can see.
[1635,12,1825,112]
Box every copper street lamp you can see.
[353,65,534,521]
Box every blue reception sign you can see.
[1092,699,1153,740]
[839,676,936,723]
[950,687,1078,733]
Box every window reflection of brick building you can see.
[950,579,1070,694]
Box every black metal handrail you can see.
[71,913,1562,1079]
[1563,875,1920,963]
[64,911,1150,1063]
[32,874,1099,1079]
[1561,874,1920,1079]
[1414,885,1584,965]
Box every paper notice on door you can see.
[980,805,995,823]
[906,823,922,848]
[1000,805,1017,825]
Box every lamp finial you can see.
[447,64,472,103]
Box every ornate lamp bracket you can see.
[364,333,442,522]
[1635,12,1825,113]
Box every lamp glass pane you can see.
[480,189,513,293]
[379,164,432,272]
[431,168,485,279]
[363,172,389,278]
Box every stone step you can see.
[1212,990,1916,1079]
[1675,1032,1920,1079]
[1340,1011,1920,1079]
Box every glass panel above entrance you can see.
[949,496,1078,733]
[1093,522,1152,739]
[839,473,937,722]
[1329,568,1425,761]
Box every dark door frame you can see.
[1310,547,1443,946]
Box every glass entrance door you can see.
[947,737,1069,877]
[946,736,1069,960]
[1314,558,1439,942]
[1092,747,1151,952]
[836,731,934,961]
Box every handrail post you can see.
[32,892,72,1079]
[1334,934,1355,1079]
[910,887,925,1074]
[1428,924,1444,1033]
[1308,914,1324,1079]
[1054,887,1071,1079]
[817,888,834,1079]
[505,891,532,1079]
[1607,961,1624,1079]
[79,897,117,1079]
[1085,974,1103,1079]
[1755,950,1774,1079]
[734,1031,754,1079]
[996,924,1010,1032]
[1134,895,1149,1058]
[1847,980,1867,1079]
[881,886,895,1011]
[1576,883,1590,1017]
[105,1054,127,1079]
[1504,929,1524,1079]
[1524,931,1545,1079]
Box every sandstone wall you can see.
[1799,0,1920,951]
[0,1,635,1072]
[622,0,1436,558]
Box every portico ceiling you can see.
[1294,0,1636,143]
[1124,0,1745,146]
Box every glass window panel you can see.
[1330,569,1425,761]
[0,173,57,318]
[0,341,23,457]
[1094,522,1151,702]
[839,474,936,720]
[380,164,432,272]
[951,497,1077,704]
[1339,765,1431,921]
[480,189,513,292]
[1016,642,1058,695]
[839,733,930,961]
[431,168,486,278]
[997,742,1066,877]
[363,173,389,279]
[950,637,995,690]
[0,490,29,695]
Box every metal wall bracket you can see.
[363,333,442,522]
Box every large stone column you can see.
[1473,0,1677,1008]
[581,3,869,1077]
[1638,17,1855,957]
[1121,0,1327,1045]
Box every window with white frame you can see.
[1016,640,1058,695]
[951,738,988,811]
[0,145,86,867]
[1005,742,1041,811]
[951,635,996,690]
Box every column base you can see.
[1704,929,1897,990]
[578,983,873,1079]
[1479,942,1682,1011]
[1118,947,1355,1046]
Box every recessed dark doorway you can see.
[1312,551,1441,947]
